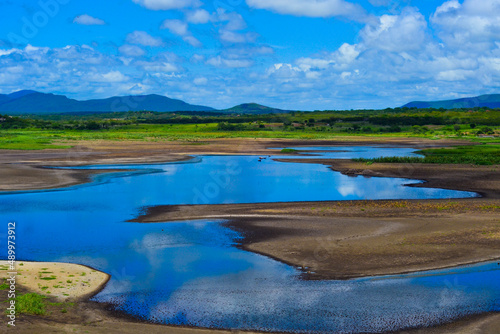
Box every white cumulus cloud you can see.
[220,30,257,44]
[161,20,201,47]
[214,10,258,44]
[436,69,475,81]
[246,0,367,21]
[132,0,201,10]
[193,77,208,85]
[161,20,188,36]
[431,0,500,50]
[206,56,253,68]
[360,8,429,52]
[186,9,211,24]
[88,71,129,83]
[119,44,146,57]
[126,31,163,47]
[73,14,106,25]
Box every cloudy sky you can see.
[0,0,499,110]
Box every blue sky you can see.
[0,0,499,110]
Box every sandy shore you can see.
[0,261,109,301]
[1,137,499,333]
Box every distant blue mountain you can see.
[5,90,38,100]
[0,90,215,114]
[0,90,39,105]
[222,103,285,114]
[403,94,500,109]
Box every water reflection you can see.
[0,147,492,333]
[93,221,500,333]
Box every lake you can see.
[1,147,498,333]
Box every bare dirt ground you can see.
[134,198,500,280]
[1,137,499,333]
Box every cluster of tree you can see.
[146,115,275,125]
[0,115,31,129]
[0,114,135,130]
[2,107,498,134]
[312,113,499,127]
[216,122,268,131]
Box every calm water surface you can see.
[278,146,424,160]
[1,147,497,333]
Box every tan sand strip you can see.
[0,260,109,301]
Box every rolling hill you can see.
[403,94,500,109]
[222,103,285,114]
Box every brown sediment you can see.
[0,164,134,192]
[401,312,500,334]
[0,136,477,191]
[132,198,500,280]
[0,147,193,192]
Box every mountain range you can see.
[403,94,500,109]
[1,90,500,115]
[0,90,214,114]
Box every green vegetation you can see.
[0,281,9,290]
[354,145,500,165]
[14,293,47,315]
[281,148,298,153]
[0,107,498,150]
[3,293,75,317]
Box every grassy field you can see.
[354,144,500,165]
[1,107,499,150]
[1,123,499,150]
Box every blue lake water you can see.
[1,147,498,333]
[277,146,424,160]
